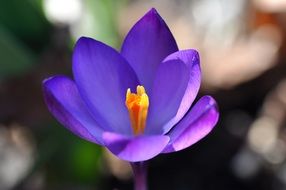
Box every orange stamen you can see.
[125,86,149,135]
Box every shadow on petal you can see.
[103,132,170,162]
[163,96,219,153]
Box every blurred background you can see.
[1,0,286,189]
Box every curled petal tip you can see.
[149,7,158,14]
[205,95,219,111]
[143,7,164,23]
[42,77,52,85]
[74,36,91,47]
[77,36,91,41]
[76,36,87,43]
[42,75,64,86]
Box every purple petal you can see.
[121,8,178,92]
[162,49,201,133]
[73,37,139,135]
[103,132,170,162]
[43,76,104,145]
[145,59,190,134]
[145,49,201,135]
[163,96,219,153]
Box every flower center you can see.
[125,86,149,135]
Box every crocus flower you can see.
[43,8,219,163]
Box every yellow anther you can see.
[125,86,149,135]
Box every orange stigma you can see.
[125,86,149,135]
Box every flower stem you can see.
[130,161,148,190]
